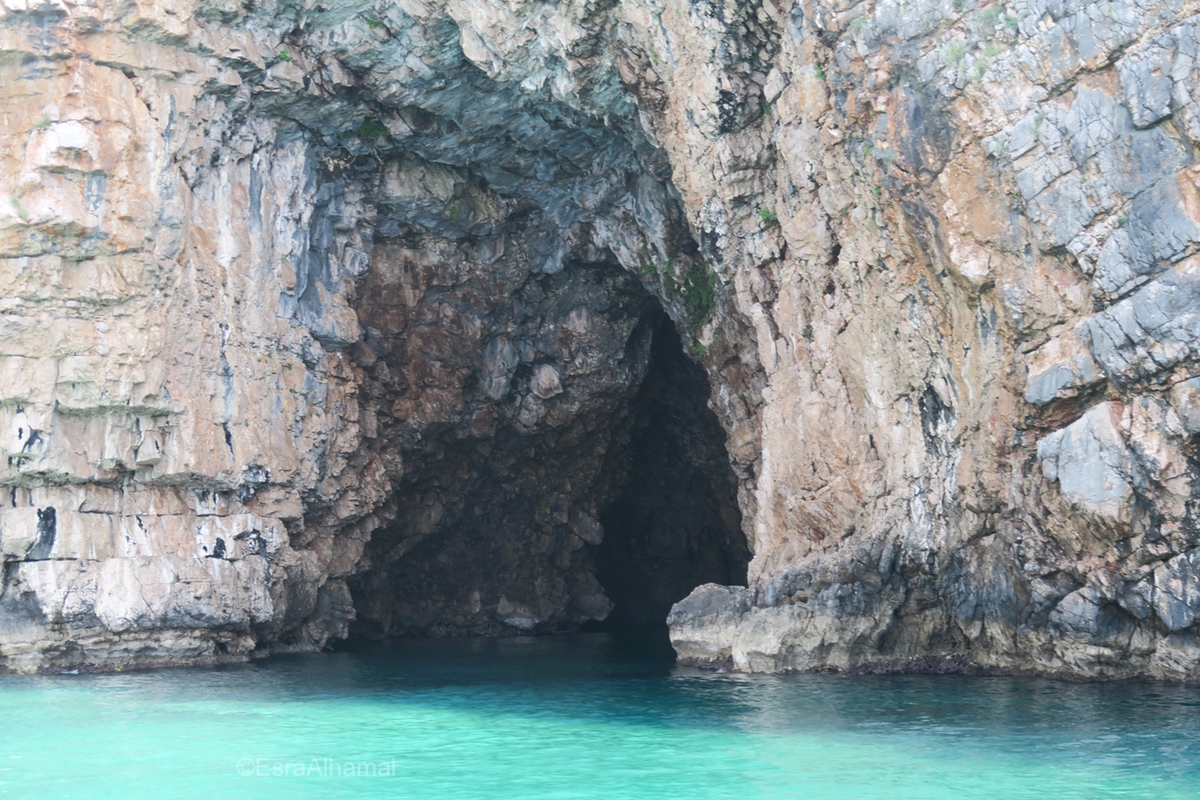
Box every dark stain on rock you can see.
[895,87,955,179]
[919,384,955,457]
[27,507,56,561]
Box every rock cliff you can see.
[2,0,1200,680]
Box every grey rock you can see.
[1082,260,1200,387]
[1094,178,1199,300]
[1037,403,1138,521]
[482,337,520,401]
[1119,41,1175,128]
[1152,549,1200,632]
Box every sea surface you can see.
[2,632,1199,799]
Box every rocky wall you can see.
[1,0,1200,680]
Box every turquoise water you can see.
[2,633,1199,799]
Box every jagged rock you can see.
[1025,331,1106,407]
[666,584,752,667]
[1153,550,1200,633]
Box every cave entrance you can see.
[590,312,749,630]
[344,248,748,643]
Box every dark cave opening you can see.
[342,246,748,643]
[590,313,749,630]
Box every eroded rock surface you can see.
[2,0,1200,679]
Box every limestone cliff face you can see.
[2,0,1200,679]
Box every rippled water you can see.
[2,632,1199,799]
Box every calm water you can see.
[2,632,1199,799]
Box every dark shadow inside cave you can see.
[340,247,748,643]
[589,312,749,630]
